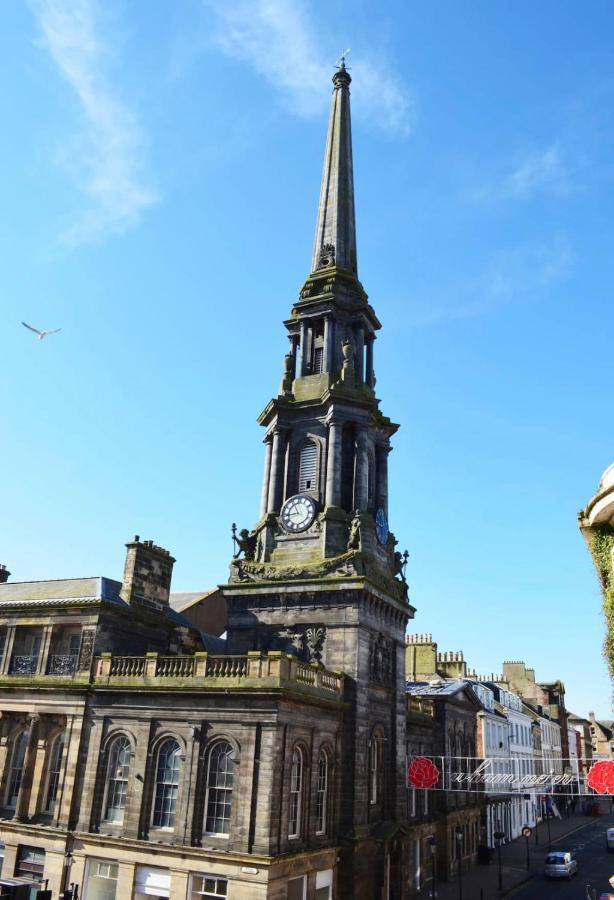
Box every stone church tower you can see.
[223,61,415,896]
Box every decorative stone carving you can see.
[277,625,326,662]
[347,511,361,551]
[316,242,336,268]
[229,550,360,584]
[78,629,95,670]
[370,633,393,686]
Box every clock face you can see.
[280,494,317,533]
[375,508,389,545]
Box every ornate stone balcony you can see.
[92,651,344,700]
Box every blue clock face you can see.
[375,508,389,545]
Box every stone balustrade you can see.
[92,651,344,698]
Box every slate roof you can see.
[0,577,122,607]
[406,679,469,697]
[169,590,216,612]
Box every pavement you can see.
[432,806,614,900]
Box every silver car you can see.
[544,851,578,879]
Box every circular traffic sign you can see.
[521,826,532,837]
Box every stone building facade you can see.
[0,64,424,900]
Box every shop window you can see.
[315,869,333,900]
[190,875,228,898]
[204,741,235,836]
[287,876,306,900]
[84,859,119,900]
[152,739,181,828]
[16,845,45,883]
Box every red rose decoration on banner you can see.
[587,759,614,794]
[407,756,440,789]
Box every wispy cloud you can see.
[205,0,412,136]
[471,145,572,205]
[30,0,158,245]
[408,236,573,327]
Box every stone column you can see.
[354,426,369,511]
[366,335,375,387]
[290,335,299,377]
[354,327,365,382]
[299,320,308,375]
[259,435,273,519]
[375,443,390,515]
[266,428,287,514]
[0,626,16,674]
[324,315,335,373]
[325,420,343,508]
[15,714,40,821]
[57,712,86,828]
[38,625,54,675]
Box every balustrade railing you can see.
[155,656,194,678]
[109,656,146,677]
[91,653,343,696]
[47,654,78,675]
[8,655,39,675]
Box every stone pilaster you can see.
[325,421,343,509]
[259,435,273,519]
[15,714,40,821]
[354,426,369,510]
[266,428,287,513]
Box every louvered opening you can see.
[312,347,324,374]
[299,442,318,492]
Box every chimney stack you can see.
[120,537,175,614]
[0,564,10,584]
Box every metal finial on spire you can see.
[338,48,351,70]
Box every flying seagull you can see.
[21,322,62,341]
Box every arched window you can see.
[298,441,318,493]
[6,732,28,809]
[368,728,384,806]
[44,734,65,813]
[204,741,235,836]
[152,739,181,828]
[288,747,303,838]
[315,748,328,834]
[103,735,132,823]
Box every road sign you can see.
[521,826,532,837]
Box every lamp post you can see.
[494,830,505,893]
[427,834,437,898]
[455,825,464,900]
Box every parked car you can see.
[544,851,578,879]
[606,826,614,851]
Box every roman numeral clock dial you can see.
[280,494,317,533]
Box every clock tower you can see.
[222,61,415,896]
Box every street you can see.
[512,819,614,899]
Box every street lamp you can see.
[455,825,464,900]
[427,835,437,899]
[494,830,505,893]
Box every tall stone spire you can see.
[311,62,357,275]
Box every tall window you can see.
[44,734,64,813]
[298,442,318,493]
[103,736,132,823]
[204,741,235,835]
[6,732,28,808]
[288,747,303,838]
[310,323,324,374]
[152,739,181,828]
[315,749,328,834]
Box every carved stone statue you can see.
[347,511,361,550]
[316,242,335,268]
[236,528,257,561]
[279,352,294,396]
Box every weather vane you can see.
[338,48,351,70]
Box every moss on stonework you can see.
[588,527,614,677]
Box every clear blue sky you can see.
[2,1,613,719]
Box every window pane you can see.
[190,874,228,897]
[7,733,28,808]
[287,876,306,900]
[205,742,234,835]
[289,748,303,837]
[152,740,181,828]
[104,737,131,822]
[85,858,118,900]
[45,735,65,813]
